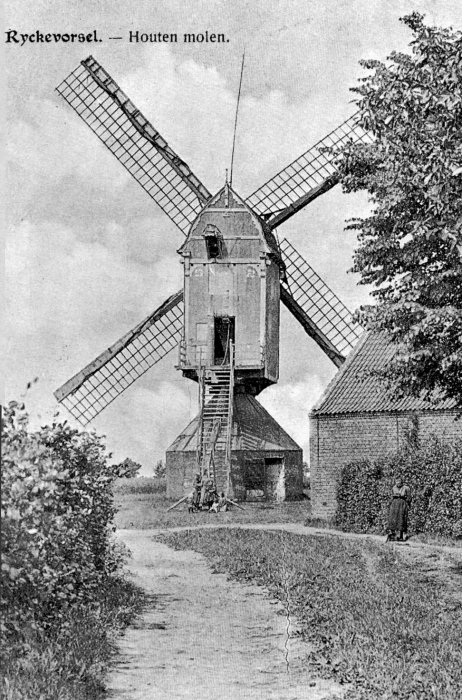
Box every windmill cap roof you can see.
[178,183,283,269]
[311,330,459,415]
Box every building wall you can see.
[166,448,303,501]
[310,410,462,520]
[166,452,193,499]
[265,261,280,382]
[183,201,270,372]
[231,450,303,501]
[185,254,277,372]
[283,450,304,499]
[235,259,263,367]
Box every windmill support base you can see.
[166,393,303,503]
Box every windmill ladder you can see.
[197,344,234,495]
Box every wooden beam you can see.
[267,174,338,230]
[280,285,345,367]
[81,57,211,206]
[54,289,183,402]
[225,498,245,510]
[167,494,189,511]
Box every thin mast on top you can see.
[229,51,245,188]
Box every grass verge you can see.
[1,574,145,700]
[114,483,310,529]
[162,528,462,699]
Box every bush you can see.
[1,574,143,700]
[335,432,462,537]
[1,401,146,698]
[1,401,129,649]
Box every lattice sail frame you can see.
[54,291,183,425]
[56,56,211,236]
[54,55,370,423]
[245,114,371,225]
[280,239,363,358]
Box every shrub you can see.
[335,432,462,537]
[1,573,143,700]
[1,401,128,648]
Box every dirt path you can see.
[107,524,461,699]
[106,529,346,700]
[152,523,462,602]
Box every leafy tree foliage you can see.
[114,457,142,478]
[153,459,166,479]
[337,13,462,403]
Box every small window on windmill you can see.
[203,224,222,259]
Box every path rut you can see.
[107,525,461,699]
[106,529,346,700]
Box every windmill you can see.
[54,56,369,502]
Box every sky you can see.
[4,0,462,474]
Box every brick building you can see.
[310,332,461,519]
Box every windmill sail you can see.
[246,114,371,229]
[54,290,183,425]
[56,56,211,236]
[280,239,362,366]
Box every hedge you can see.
[1,401,128,650]
[334,432,462,537]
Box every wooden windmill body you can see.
[170,184,295,500]
[54,56,370,501]
[179,185,281,391]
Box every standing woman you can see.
[387,477,411,541]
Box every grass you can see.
[161,528,462,700]
[114,487,310,529]
[1,574,145,700]
[113,475,167,495]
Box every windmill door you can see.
[244,457,266,501]
[214,316,235,365]
[264,457,284,501]
[244,457,284,501]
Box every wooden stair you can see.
[197,346,234,491]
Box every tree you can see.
[153,459,166,479]
[113,457,142,478]
[336,13,462,404]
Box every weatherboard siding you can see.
[179,187,281,383]
[310,410,462,520]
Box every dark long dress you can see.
[388,484,411,533]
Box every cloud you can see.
[4,216,182,429]
[94,381,198,473]
[259,375,326,457]
[7,98,130,192]
[9,0,460,471]
[5,42,371,471]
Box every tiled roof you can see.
[167,394,301,452]
[311,331,458,415]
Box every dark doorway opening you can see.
[244,457,284,501]
[244,458,265,501]
[214,316,234,365]
[264,458,284,500]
